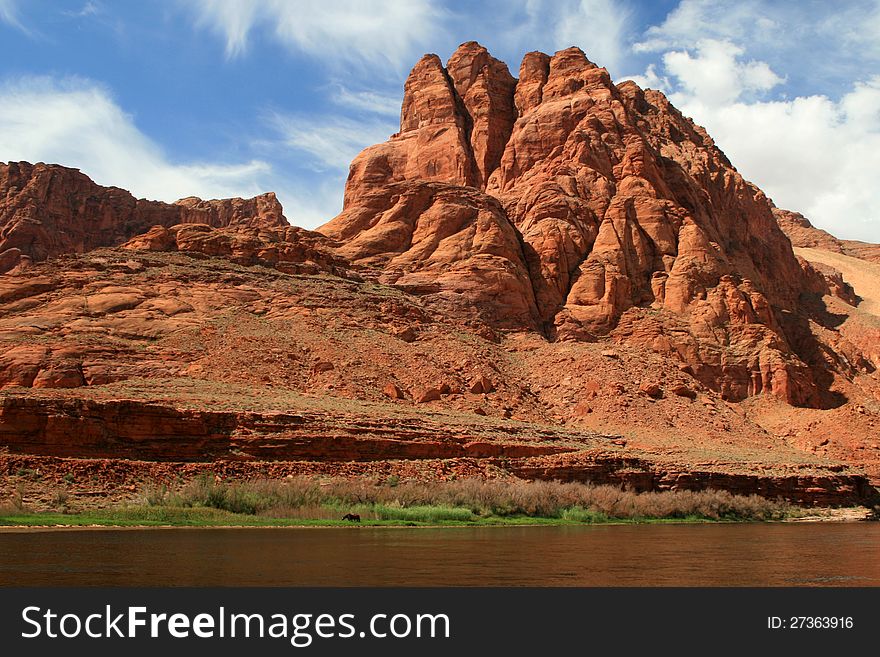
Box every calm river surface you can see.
[1,523,878,586]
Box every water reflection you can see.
[1,524,878,586]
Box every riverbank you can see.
[1,473,804,525]
[1,506,875,529]
[0,510,725,528]
[4,474,876,529]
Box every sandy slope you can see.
[795,246,880,318]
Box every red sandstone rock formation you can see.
[322,181,538,327]
[4,46,867,410]
[774,206,880,264]
[122,222,351,278]
[0,161,288,274]
[446,41,518,188]
[321,42,856,406]
[0,394,872,506]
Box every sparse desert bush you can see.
[0,486,28,516]
[141,484,170,507]
[0,486,28,515]
[15,467,39,480]
[51,490,70,513]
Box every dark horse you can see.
[342,513,361,522]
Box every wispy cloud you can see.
[63,1,102,19]
[552,0,634,73]
[184,0,446,71]
[817,3,880,62]
[0,0,27,32]
[329,83,402,118]
[634,0,776,53]
[0,76,273,204]
[481,0,635,75]
[268,110,395,171]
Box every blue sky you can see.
[1,0,878,241]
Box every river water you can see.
[1,523,878,586]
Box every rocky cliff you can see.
[0,161,288,274]
[321,42,869,409]
[774,206,880,265]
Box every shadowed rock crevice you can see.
[445,41,518,188]
[438,63,478,183]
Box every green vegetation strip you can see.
[0,506,729,528]
[1,475,801,527]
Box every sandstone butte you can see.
[1,42,879,511]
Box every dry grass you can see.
[141,475,792,521]
[0,484,27,515]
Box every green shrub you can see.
[561,506,609,523]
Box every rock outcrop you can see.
[774,207,880,264]
[321,42,856,407]
[0,161,288,274]
[122,222,351,278]
[1,394,873,506]
[321,181,538,327]
[322,42,533,327]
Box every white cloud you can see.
[645,40,880,242]
[0,76,273,205]
[663,39,783,106]
[619,63,667,90]
[635,0,776,53]
[188,0,259,58]
[269,111,395,171]
[634,0,880,87]
[552,0,633,74]
[841,77,880,126]
[185,0,444,70]
[278,176,348,228]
